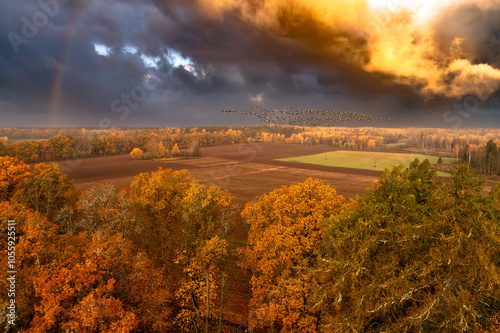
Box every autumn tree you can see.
[8,140,39,162]
[314,160,500,332]
[74,135,92,157]
[0,156,31,201]
[14,162,76,221]
[0,201,58,329]
[129,168,192,269]
[175,184,233,333]
[76,183,137,235]
[31,231,173,333]
[49,135,76,160]
[242,178,346,332]
[0,201,174,332]
[490,182,500,210]
[38,139,56,161]
[0,140,7,156]
[91,136,105,155]
[130,147,144,160]
[172,143,181,156]
[145,132,166,159]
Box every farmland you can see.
[64,143,383,200]
[277,151,456,176]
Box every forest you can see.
[2,126,500,175]
[1,153,500,332]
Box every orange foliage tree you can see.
[0,201,58,328]
[0,156,30,201]
[0,201,173,332]
[172,143,181,156]
[242,178,346,332]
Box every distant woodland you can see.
[1,126,500,174]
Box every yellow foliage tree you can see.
[176,183,233,333]
[77,183,137,235]
[129,168,192,269]
[242,178,346,332]
[172,143,181,157]
[130,147,144,160]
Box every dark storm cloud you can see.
[0,0,173,126]
[0,0,499,127]
[432,3,500,68]
[146,0,440,112]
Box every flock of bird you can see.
[221,107,388,127]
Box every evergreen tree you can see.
[485,139,498,174]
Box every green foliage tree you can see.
[49,135,76,160]
[0,201,58,329]
[437,156,443,164]
[314,160,500,332]
[486,139,498,174]
[14,162,76,221]
[242,178,346,332]
[145,132,166,159]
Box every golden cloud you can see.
[196,0,500,99]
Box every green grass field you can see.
[384,142,407,147]
[277,151,456,176]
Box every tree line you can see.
[0,126,307,163]
[2,126,500,174]
[1,156,500,332]
[0,129,249,163]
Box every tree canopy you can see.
[313,160,500,332]
[243,178,347,332]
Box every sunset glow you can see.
[196,0,500,99]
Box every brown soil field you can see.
[55,143,383,328]
[64,143,382,198]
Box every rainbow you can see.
[48,0,88,127]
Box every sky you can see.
[1,0,500,128]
